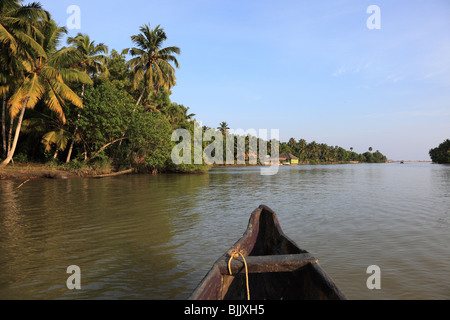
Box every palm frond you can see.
[42,129,69,151]
[43,81,66,123]
[22,72,45,109]
[14,30,47,58]
[0,24,17,51]
[21,118,47,133]
[57,68,93,85]
[52,80,83,108]
[8,84,28,118]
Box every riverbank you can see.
[1,159,388,181]
[0,163,114,181]
[0,162,209,180]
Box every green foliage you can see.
[127,108,173,172]
[429,139,450,164]
[59,158,112,176]
[277,139,387,163]
[77,81,134,155]
[166,120,210,173]
[106,49,132,91]
[73,81,177,173]
[13,152,29,163]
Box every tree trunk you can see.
[1,94,6,158]
[118,88,144,148]
[85,137,129,163]
[65,137,75,163]
[135,87,145,107]
[0,102,26,168]
[66,120,79,163]
[66,83,85,163]
[7,112,13,155]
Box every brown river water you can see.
[0,162,449,299]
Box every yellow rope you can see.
[228,250,250,300]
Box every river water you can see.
[0,162,449,300]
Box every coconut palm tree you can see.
[124,23,180,106]
[1,0,49,158]
[0,1,48,54]
[162,103,195,128]
[217,122,230,136]
[66,33,109,95]
[0,16,92,168]
[308,141,318,160]
[42,128,70,159]
[297,138,307,161]
[64,33,109,162]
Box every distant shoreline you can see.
[0,160,434,181]
[387,160,432,163]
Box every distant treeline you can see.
[197,123,387,165]
[429,139,450,164]
[279,138,387,164]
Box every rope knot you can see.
[231,251,240,258]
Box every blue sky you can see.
[39,0,450,160]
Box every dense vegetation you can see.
[1,1,386,175]
[279,139,386,164]
[0,1,205,173]
[429,139,450,164]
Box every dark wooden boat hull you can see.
[189,205,346,300]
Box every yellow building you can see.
[279,153,299,165]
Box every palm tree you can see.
[297,138,307,161]
[0,16,92,168]
[21,112,70,160]
[162,103,195,128]
[42,128,70,159]
[1,0,48,158]
[217,122,230,136]
[124,23,180,106]
[64,33,109,162]
[66,33,109,95]
[0,1,49,54]
[288,137,296,148]
[180,105,195,121]
[308,141,318,160]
